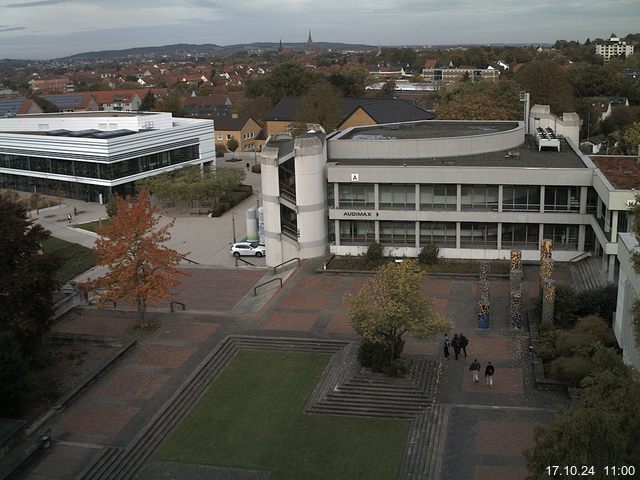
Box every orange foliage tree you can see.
[84,189,185,327]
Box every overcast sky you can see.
[0,0,638,59]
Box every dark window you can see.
[420,184,457,210]
[460,223,498,248]
[379,184,415,209]
[379,221,416,246]
[544,186,580,212]
[543,224,579,250]
[502,185,540,211]
[419,222,456,247]
[501,223,539,249]
[339,220,375,245]
[461,185,498,211]
[338,183,375,209]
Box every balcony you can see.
[280,183,296,203]
[281,220,298,240]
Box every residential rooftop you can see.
[591,155,640,190]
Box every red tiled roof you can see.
[591,155,640,190]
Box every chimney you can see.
[232,113,239,119]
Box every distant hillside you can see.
[58,42,377,61]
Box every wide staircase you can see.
[571,256,608,291]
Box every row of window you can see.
[333,184,590,213]
[0,145,199,181]
[338,221,580,250]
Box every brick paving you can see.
[21,260,576,480]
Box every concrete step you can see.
[308,404,421,419]
[425,404,451,480]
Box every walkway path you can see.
[17,260,572,480]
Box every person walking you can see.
[459,333,469,358]
[485,361,495,386]
[452,334,461,360]
[469,359,481,383]
[67,213,72,224]
[73,206,77,216]
[443,333,450,359]
[246,162,251,172]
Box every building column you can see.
[497,185,503,213]
[335,220,340,246]
[611,210,619,243]
[415,184,420,211]
[579,186,588,214]
[415,221,420,249]
[333,183,339,209]
[608,255,616,283]
[375,220,380,242]
[539,185,545,213]
[539,223,545,247]
[456,222,461,249]
[374,184,379,210]
[578,224,586,251]
[497,223,502,250]
[456,184,462,211]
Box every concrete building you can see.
[596,36,634,62]
[258,114,640,368]
[614,233,640,370]
[0,111,215,203]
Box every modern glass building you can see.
[0,111,215,202]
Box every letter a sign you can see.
[351,173,359,182]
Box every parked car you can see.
[231,241,266,257]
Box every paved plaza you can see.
[12,256,575,480]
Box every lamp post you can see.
[231,213,237,243]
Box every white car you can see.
[231,241,266,258]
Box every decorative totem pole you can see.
[542,279,556,324]
[510,250,523,328]
[477,261,490,329]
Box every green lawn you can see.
[74,219,110,233]
[156,350,410,480]
[42,237,96,284]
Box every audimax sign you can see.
[342,211,379,217]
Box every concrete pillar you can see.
[333,183,339,209]
[611,210,619,243]
[579,186,588,214]
[539,185,545,213]
[578,224,586,251]
[497,223,502,250]
[415,221,420,249]
[335,220,340,246]
[415,184,420,211]
[456,184,462,211]
[259,145,283,267]
[456,222,461,249]
[498,185,503,213]
[374,183,379,210]
[608,255,616,283]
[375,220,380,242]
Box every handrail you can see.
[273,257,300,275]
[170,301,186,312]
[235,256,256,267]
[254,277,283,296]
[568,251,592,263]
[181,256,200,265]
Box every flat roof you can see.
[330,136,586,169]
[591,155,640,190]
[340,120,519,140]
[16,111,159,118]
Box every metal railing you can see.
[170,301,186,312]
[181,256,200,265]
[273,257,300,275]
[254,277,283,296]
[235,256,256,267]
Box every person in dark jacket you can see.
[451,334,461,360]
[459,333,469,357]
[485,361,495,386]
[443,334,450,359]
[469,359,481,383]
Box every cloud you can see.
[0,26,26,32]
[5,0,66,8]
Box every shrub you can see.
[554,331,597,357]
[552,284,579,328]
[215,143,227,157]
[573,315,611,344]
[535,328,557,362]
[251,164,261,174]
[575,284,617,325]
[549,355,594,386]
[357,337,405,373]
[366,242,384,261]
[386,359,409,377]
[418,244,439,265]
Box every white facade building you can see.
[596,36,635,62]
[0,111,215,202]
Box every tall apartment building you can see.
[596,36,634,62]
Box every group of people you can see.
[442,333,468,360]
[442,333,495,386]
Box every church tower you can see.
[307,29,313,46]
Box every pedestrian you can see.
[485,361,495,386]
[469,359,481,383]
[73,206,77,216]
[459,333,469,358]
[246,162,250,172]
[67,213,72,224]
[443,333,450,359]
[452,334,461,360]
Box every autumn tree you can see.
[295,80,343,132]
[226,136,239,153]
[437,80,522,120]
[139,90,156,111]
[84,189,185,328]
[622,121,640,155]
[344,260,452,371]
[515,60,575,115]
[525,348,640,477]
[156,93,184,117]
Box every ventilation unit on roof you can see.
[534,127,560,152]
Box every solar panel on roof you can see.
[92,129,135,139]
[0,98,26,115]
[42,94,84,110]
[70,129,101,137]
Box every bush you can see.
[535,328,557,362]
[575,284,617,325]
[418,244,439,265]
[552,284,579,328]
[366,242,384,261]
[386,359,409,377]
[357,338,405,374]
[549,355,594,386]
[215,143,227,157]
[251,164,261,174]
[573,315,611,344]
[554,331,597,357]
